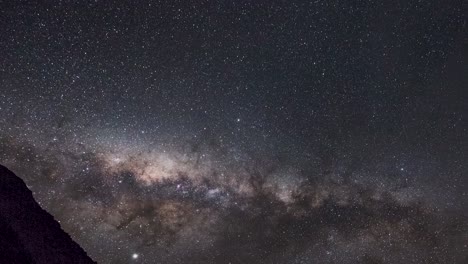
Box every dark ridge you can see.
[0,165,96,264]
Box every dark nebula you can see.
[0,1,466,263]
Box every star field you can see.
[0,1,467,263]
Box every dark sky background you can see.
[0,1,467,263]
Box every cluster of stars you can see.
[0,0,466,263]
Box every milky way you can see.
[1,131,466,263]
[1,1,467,263]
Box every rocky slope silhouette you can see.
[0,165,95,264]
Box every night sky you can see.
[1,1,467,263]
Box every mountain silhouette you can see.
[0,165,96,264]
